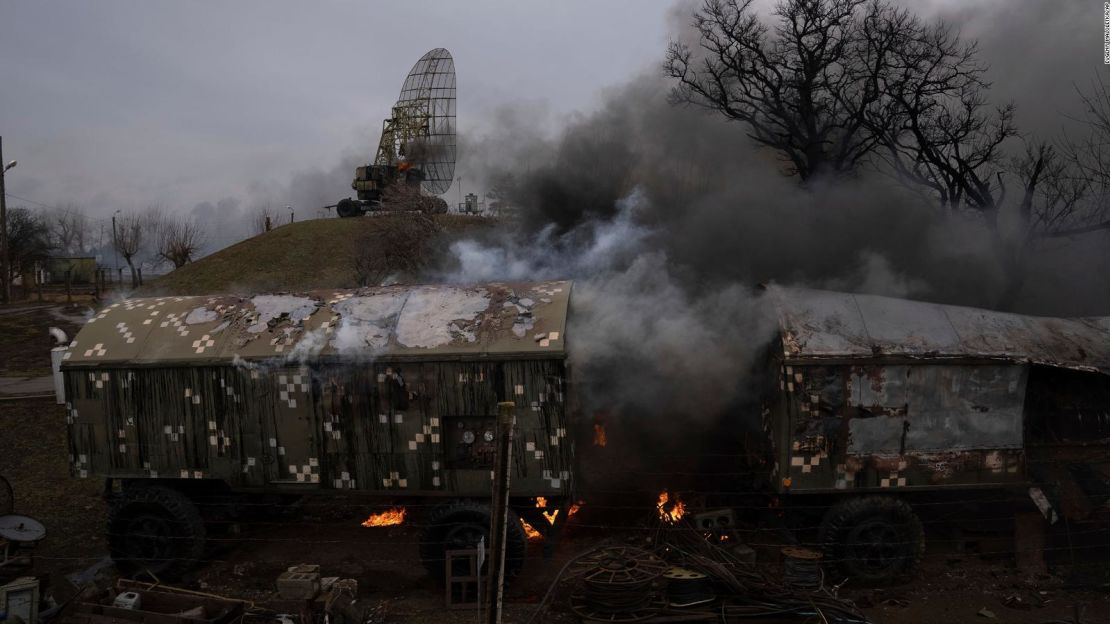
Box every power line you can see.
[3,192,59,210]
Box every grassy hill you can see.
[146,214,492,296]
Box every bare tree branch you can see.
[113,212,145,288]
[665,0,910,180]
[156,216,207,269]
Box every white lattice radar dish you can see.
[376,48,456,195]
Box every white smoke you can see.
[437,188,776,420]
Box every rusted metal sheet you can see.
[847,365,1026,453]
[766,286,1110,373]
[778,364,1027,493]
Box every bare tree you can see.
[666,0,1110,309]
[251,205,275,235]
[5,208,53,288]
[1055,76,1110,237]
[874,19,1009,212]
[113,212,145,288]
[156,217,207,269]
[876,30,1110,308]
[665,0,916,180]
[46,204,90,255]
[353,212,439,287]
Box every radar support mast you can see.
[331,48,456,217]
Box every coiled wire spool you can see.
[663,567,714,607]
[782,546,824,591]
[569,546,667,622]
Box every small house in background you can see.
[41,256,96,284]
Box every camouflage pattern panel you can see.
[782,363,1027,493]
[502,359,571,494]
[64,366,259,483]
[65,358,571,498]
[317,359,570,496]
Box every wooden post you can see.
[64,267,72,304]
[0,136,10,305]
[485,402,515,624]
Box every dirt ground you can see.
[2,396,1109,623]
[0,301,86,377]
[2,310,1109,623]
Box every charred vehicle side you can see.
[760,286,1110,582]
[57,282,573,578]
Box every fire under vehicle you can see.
[57,282,572,578]
[56,283,1110,583]
[760,285,1110,581]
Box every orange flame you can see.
[534,497,583,525]
[657,491,685,523]
[593,423,607,447]
[523,521,543,540]
[524,499,583,540]
[361,507,406,527]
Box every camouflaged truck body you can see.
[59,281,574,499]
[762,286,1110,511]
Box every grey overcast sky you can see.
[0,0,1100,227]
[0,1,674,220]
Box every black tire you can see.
[419,501,527,582]
[108,485,206,579]
[336,198,364,218]
[819,495,924,584]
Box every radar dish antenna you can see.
[375,48,456,195]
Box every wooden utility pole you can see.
[0,136,10,304]
[485,401,516,624]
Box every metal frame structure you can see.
[375,48,456,195]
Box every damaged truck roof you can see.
[62,281,571,367]
[766,285,1110,373]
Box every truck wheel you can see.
[819,495,924,584]
[108,485,206,579]
[336,198,363,218]
[419,502,527,582]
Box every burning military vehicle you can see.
[57,282,572,578]
[762,285,1110,581]
[55,282,1110,583]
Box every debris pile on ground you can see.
[530,509,874,624]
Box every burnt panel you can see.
[902,365,1025,450]
[1026,366,1110,444]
